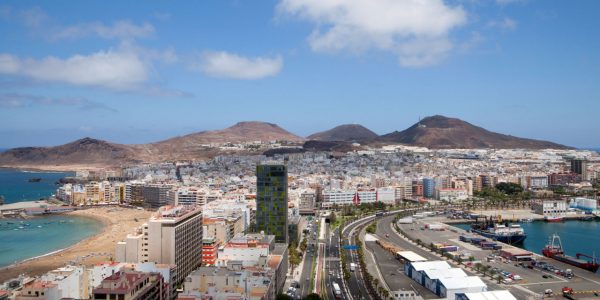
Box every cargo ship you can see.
[542,234,599,272]
[470,216,527,245]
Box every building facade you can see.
[256,164,288,244]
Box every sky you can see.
[0,0,599,148]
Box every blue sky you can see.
[0,0,599,148]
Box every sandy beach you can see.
[0,207,153,283]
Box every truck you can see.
[332,282,342,299]
[350,263,356,272]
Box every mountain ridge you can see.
[307,124,378,142]
[0,116,572,169]
[376,115,571,149]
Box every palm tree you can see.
[481,265,490,277]
[489,269,497,279]
[475,262,482,273]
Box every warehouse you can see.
[455,290,517,300]
[404,261,451,285]
[422,268,467,295]
[438,276,487,300]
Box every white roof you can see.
[439,276,486,289]
[462,290,517,300]
[397,251,427,262]
[410,261,451,272]
[422,268,467,280]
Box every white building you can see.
[322,189,377,207]
[377,187,396,205]
[438,276,486,300]
[456,290,517,300]
[435,189,468,202]
[532,200,568,217]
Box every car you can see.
[543,274,552,279]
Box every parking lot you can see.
[399,218,600,298]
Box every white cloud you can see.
[277,0,467,67]
[0,49,148,90]
[496,0,524,5]
[0,93,116,112]
[19,6,47,27]
[195,51,283,80]
[53,20,155,40]
[488,17,517,31]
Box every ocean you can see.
[0,215,103,267]
[0,168,74,204]
[454,221,600,271]
[0,168,103,268]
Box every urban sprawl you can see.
[2,143,600,300]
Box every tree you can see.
[481,265,490,277]
[456,256,463,265]
[489,269,497,279]
[475,262,482,273]
[289,243,302,273]
[495,182,524,195]
[277,294,294,300]
[305,293,322,300]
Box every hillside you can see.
[307,124,378,142]
[377,115,571,149]
[0,138,141,168]
[0,122,304,169]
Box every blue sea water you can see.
[0,168,74,204]
[0,168,103,267]
[0,215,103,267]
[455,221,600,268]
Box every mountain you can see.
[307,124,378,142]
[155,121,303,146]
[377,115,571,149]
[0,138,141,168]
[0,122,303,169]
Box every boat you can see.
[544,215,563,222]
[28,178,42,182]
[470,216,527,244]
[542,234,599,272]
[581,215,595,221]
[520,218,533,223]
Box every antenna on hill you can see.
[418,116,426,128]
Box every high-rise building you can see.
[256,164,288,244]
[142,185,174,209]
[571,159,588,181]
[423,178,435,198]
[147,206,203,285]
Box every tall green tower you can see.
[256,164,288,243]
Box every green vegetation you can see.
[495,182,524,195]
[365,222,377,234]
[276,294,294,300]
[288,241,302,273]
[305,293,322,300]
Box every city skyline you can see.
[1,1,600,148]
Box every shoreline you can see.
[0,207,152,283]
[0,211,109,273]
[0,164,114,173]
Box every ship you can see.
[470,216,527,244]
[28,178,42,182]
[544,215,563,222]
[542,234,599,272]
